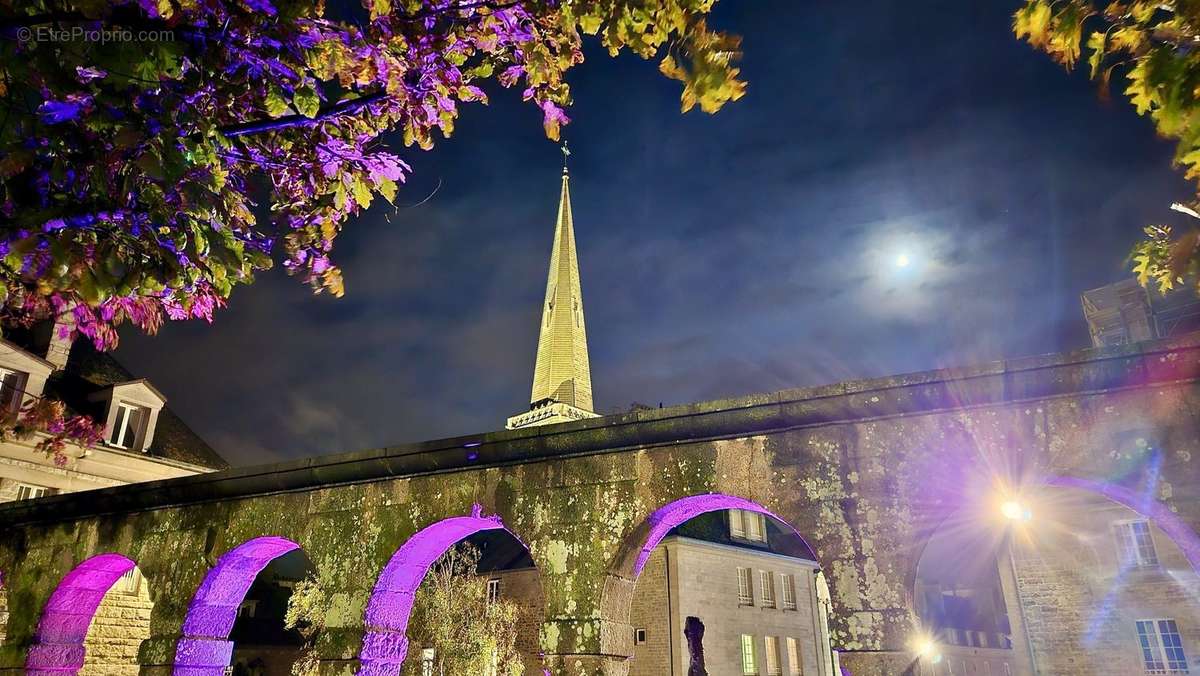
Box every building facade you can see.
[0,322,226,503]
[627,508,837,676]
[0,320,225,674]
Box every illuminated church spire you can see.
[507,146,599,430]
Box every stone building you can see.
[627,509,837,676]
[0,321,227,501]
[0,320,225,674]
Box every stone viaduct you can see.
[1,335,1199,676]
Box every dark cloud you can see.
[117,0,1195,465]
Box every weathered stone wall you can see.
[80,572,153,676]
[1011,493,1200,675]
[627,548,669,676]
[0,337,1195,676]
[492,567,547,674]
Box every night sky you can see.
[118,0,1193,467]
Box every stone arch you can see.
[358,505,524,674]
[909,474,1200,676]
[600,493,819,665]
[1045,475,1200,571]
[174,535,300,675]
[25,552,137,675]
[611,493,814,581]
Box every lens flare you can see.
[1001,500,1032,522]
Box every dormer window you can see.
[0,367,27,411]
[90,380,165,453]
[108,402,148,450]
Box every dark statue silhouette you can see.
[684,616,707,676]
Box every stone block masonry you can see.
[80,574,152,676]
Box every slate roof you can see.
[4,326,228,470]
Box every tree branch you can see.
[217,92,389,138]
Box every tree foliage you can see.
[0,394,105,465]
[401,543,524,676]
[1014,1,1200,294]
[0,0,745,349]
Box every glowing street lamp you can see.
[1001,499,1032,523]
[911,634,942,664]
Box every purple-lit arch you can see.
[1045,475,1200,572]
[174,536,299,676]
[627,493,813,577]
[357,507,508,676]
[26,552,136,675]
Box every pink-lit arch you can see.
[174,536,299,676]
[1046,475,1200,572]
[629,493,812,577]
[26,552,136,675]
[357,507,507,676]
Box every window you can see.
[0,368,25,410]
[108,402,147,449]
[730,509,767,542]
[1116,520,1160,568]
[781,573,797,610]
[730,509,746,538]
[237,599,258,618]
[634,628,647,645]
[765,636,782,675]
[738,567,754,606]
[421,648,436,676]
[15,484,48,501]
[117,568,140,595]
[786,637,800,675]
[740,634,758,675]
[761,570,776,608]
[1137,619,1189,674]
[487,578,501,604]
[746,511,766,542]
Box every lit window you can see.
[1115,520,1159,568]
[0,368,25,411]
[487,578,501,604]
[421,648,436,676]
[741,634,758,675]
[781,573,797,610]
[1138,619,1189,674]
[738,567,754,606]
[108,402,147,449]
[15,484,48,501]
[730,509,746,538]
[765,636,782,675]
[761,571,776,608]
[746,511,766,542]
[786,637,800,675]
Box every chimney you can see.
[32,315,75,371]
